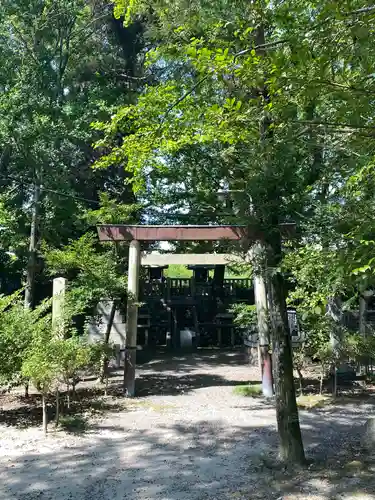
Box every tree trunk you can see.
[268,270,305,464]
[42,393,48,435]
[24,182,40,310]
[99,300,117,383]
[24,182,39,401]
[254,20,304,463]
[66,383,70,409]
[55,388,60,427]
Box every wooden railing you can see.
[223,278,252,288]
[168,278,191,297]
[140,277,253,300]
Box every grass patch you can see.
[58,415,88,434]
[233,384,262,397]
[297,394,332,409]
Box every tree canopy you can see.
[1,0,375,462]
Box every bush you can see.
[233,384,262,397]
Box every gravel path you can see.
[1,349,375,500]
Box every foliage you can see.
[164,265,192,279]
[54,335,92,390]
[0,281,112,434]
[224,263,252,279]
[230,304,257,329]
[0,0,143,302]
[82,193,142,226]
[163,263,251,279]
[22,337,58,396]
[86,340,115,376]
[233,384,262,397]
[105,0,375,287]
[45,232,127,312]
[19,300,111,432]
[284,247,347,317]
[0,292,51,388]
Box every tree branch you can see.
[234,39,288,59]
[9,21,38,65]
[345,5,375,16]
[157,74,210,132]
[291,120,375,131]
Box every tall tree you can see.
[95,0,375,463]
[0,0,145,305]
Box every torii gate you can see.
[97,224,295,396]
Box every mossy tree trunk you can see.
[268,265,305,464]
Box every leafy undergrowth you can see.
[233,384,262,397]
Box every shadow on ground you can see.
[136,347,248,371]
[133,373,259,397]
[0,388,126,429]
[1,349,375,498]
[1,410,375,500]
[0,350,254,428]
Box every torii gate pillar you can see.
[124,239,141,397]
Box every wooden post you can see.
[52,277,68,338]
[124,240,140,397]
[359,294,367,338]
[218,325,222,347]
[231,326,235,347]
[166,308,172,348]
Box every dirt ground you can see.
[1,348,375,500]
